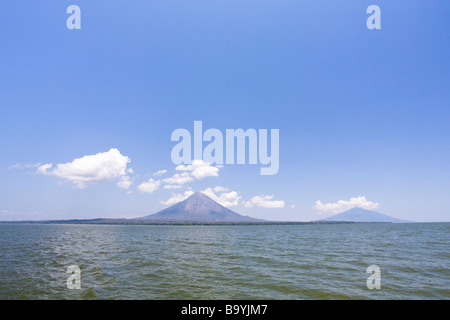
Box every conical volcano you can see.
[138,192,263,222]
[320,207,409,223]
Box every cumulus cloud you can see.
[150,160,221,191]
[244,195,285,208]
[36,163,53,175]
[153,169,167,176]
[163,184,182,189]
[212,186,228,193]
[201,186,241,207]
[117,176,132,189]
[162,172,194,186]
[138,178,161,194]
[36,148,131,189]
[175,160,219,180]
[160,190,194,206]
[313,196,379,214]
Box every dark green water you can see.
[0,223,448,299]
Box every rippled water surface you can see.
[0,223,448,299]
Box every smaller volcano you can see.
[320,207,409,223]
[137,192,263,223]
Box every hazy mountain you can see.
[138,192,263,222]
[320,207,409,223]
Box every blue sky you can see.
[0,1,449,222]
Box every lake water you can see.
[0,223,448,299]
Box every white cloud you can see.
[244,195,285,208]
[190,165,219,180]
[156,160,221,190]
[153,169,167,176]
[201,187,241,207]
[160,190,194,206]
[175,160,219,180]
[138,178,161,194]
[9,163,41,170]
[117,176,132,189]
[313,196,379,214]
[162,172,194,186]
[36,163,53,175]
[36,148,131,189]
[213,186,228,193]
[163,184,182,189]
